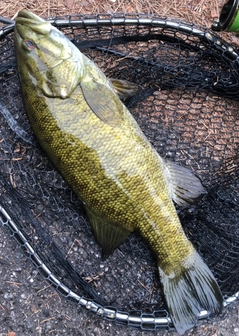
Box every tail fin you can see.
[158,251,223,335]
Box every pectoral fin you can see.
[110,78,143,100]
[165,160,207,206]
[86,207,131,260]
[81,80,125,127]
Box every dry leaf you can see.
[64,0,74,10]
[210,9,218,19]
[8,332,16,336]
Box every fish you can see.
[14,10,223,335]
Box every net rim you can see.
[1,13,239,61]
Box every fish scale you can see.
[14,10,223,335]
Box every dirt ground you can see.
[0,0,224,26]
[0,0,239,336]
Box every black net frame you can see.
[0,13,239,332]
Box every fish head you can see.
[14,10,84,98]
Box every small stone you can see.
[3,292,13,299]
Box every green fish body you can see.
[14,10,223,335]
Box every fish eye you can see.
[22,40,35,51]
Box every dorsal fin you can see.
[165,160,207,206]
[110,78,142,99]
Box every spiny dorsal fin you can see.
[85,207,131,260]
[110,78,142,100]
[165,160,207,206]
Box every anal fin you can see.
[86,207,131,260]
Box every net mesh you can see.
[0,13,239,330]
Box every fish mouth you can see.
[14,9,51,37]
[15,9,45,23]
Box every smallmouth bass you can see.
[14,10,223,335]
